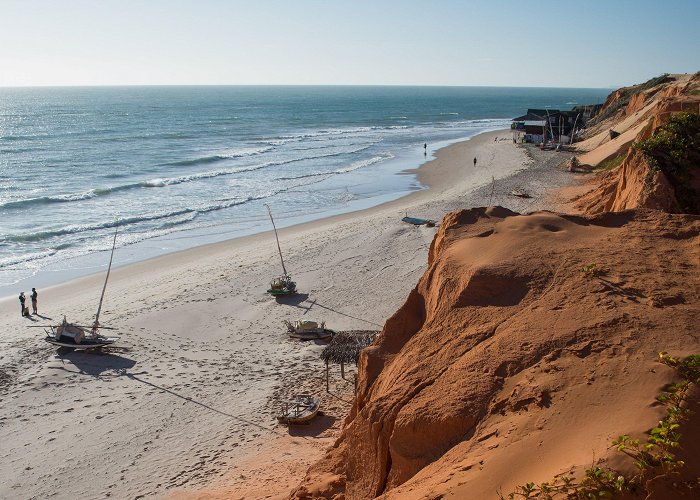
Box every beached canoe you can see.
[510,189,531,198]
[277,394,320,425]
[284,320,335,340]
[402,216,437,227]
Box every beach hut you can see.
[320,330,379,392]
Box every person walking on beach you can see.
[19,292,27,317]
[424,143,427,155]
[473,157,477,167]
[31,287,38,315]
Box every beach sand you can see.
[0,130,580,499]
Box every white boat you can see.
[265,204,297,296]
[40,224,120,351]
[277,394,321,425]
[284,320,335,340]
[510,188,532,198]
[45,317,119,350]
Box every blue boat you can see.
[402,216,437,227]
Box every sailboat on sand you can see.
[265,204,297,296]
[40,224,121,350]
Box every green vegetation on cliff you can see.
[504,353,700,499]
[635,112,700,214]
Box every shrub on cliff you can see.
[634,112,700,214]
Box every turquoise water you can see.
[0,86,610,295]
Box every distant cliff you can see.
[292,207,700,499]
[573,73,700,215]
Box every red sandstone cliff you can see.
[290,74,700,499]
[573,73,700,215]
[293,207,700,499]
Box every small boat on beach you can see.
[277,394,321,425]
[268,275,297,296]
[402,215,437,227]
[265,204,297,296]
[284,320,335,340]
[510,188,532,198]
[33,224,120,351]
[45,317,119,350]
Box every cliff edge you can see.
[572,73,700,215]
[293,207,700,499]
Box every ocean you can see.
[0,85,611,297]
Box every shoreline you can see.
[0,128,503,304]
[0,129,502,301]
[0,128,582,499]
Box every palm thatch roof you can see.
[321,330,379,365]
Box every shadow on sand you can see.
[50,349,137,377]
[288,414,337,437]
[275,293,309,306]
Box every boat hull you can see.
[45,336,119,350]
[267,287,296,296]
[402,216,437,227]
[288,329,334,340]
[277,395,320,425]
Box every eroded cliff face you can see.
[575,148,679,214]
[292,207,700,499]
[574,73,700,215]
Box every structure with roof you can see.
[511,106,597,144]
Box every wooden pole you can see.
[340,361,345,380]
[325,359,329,393]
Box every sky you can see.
[0,0,698,88]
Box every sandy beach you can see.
[0,130,581,499]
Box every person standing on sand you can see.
[473,157,477,167]
[19,292,26,317]
[31,288,38,315]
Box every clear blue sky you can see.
[1,0,698,88]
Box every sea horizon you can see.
[0,83,616,89]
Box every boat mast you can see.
[93,222,118,333]
[265,204,288,276]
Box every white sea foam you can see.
[0,85,611,295]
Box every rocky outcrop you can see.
[292,207,700,499]
[575,148,680,213]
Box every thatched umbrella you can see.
[321,330,379,391]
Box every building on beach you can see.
[511,106,600,144]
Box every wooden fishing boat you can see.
[268,275,297,296]
[510,188,532,198]
[265,204,297,296]
[33,224,120,351]
[277,394,321,425]
[45,317,119,350]
[284,320,335,340]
